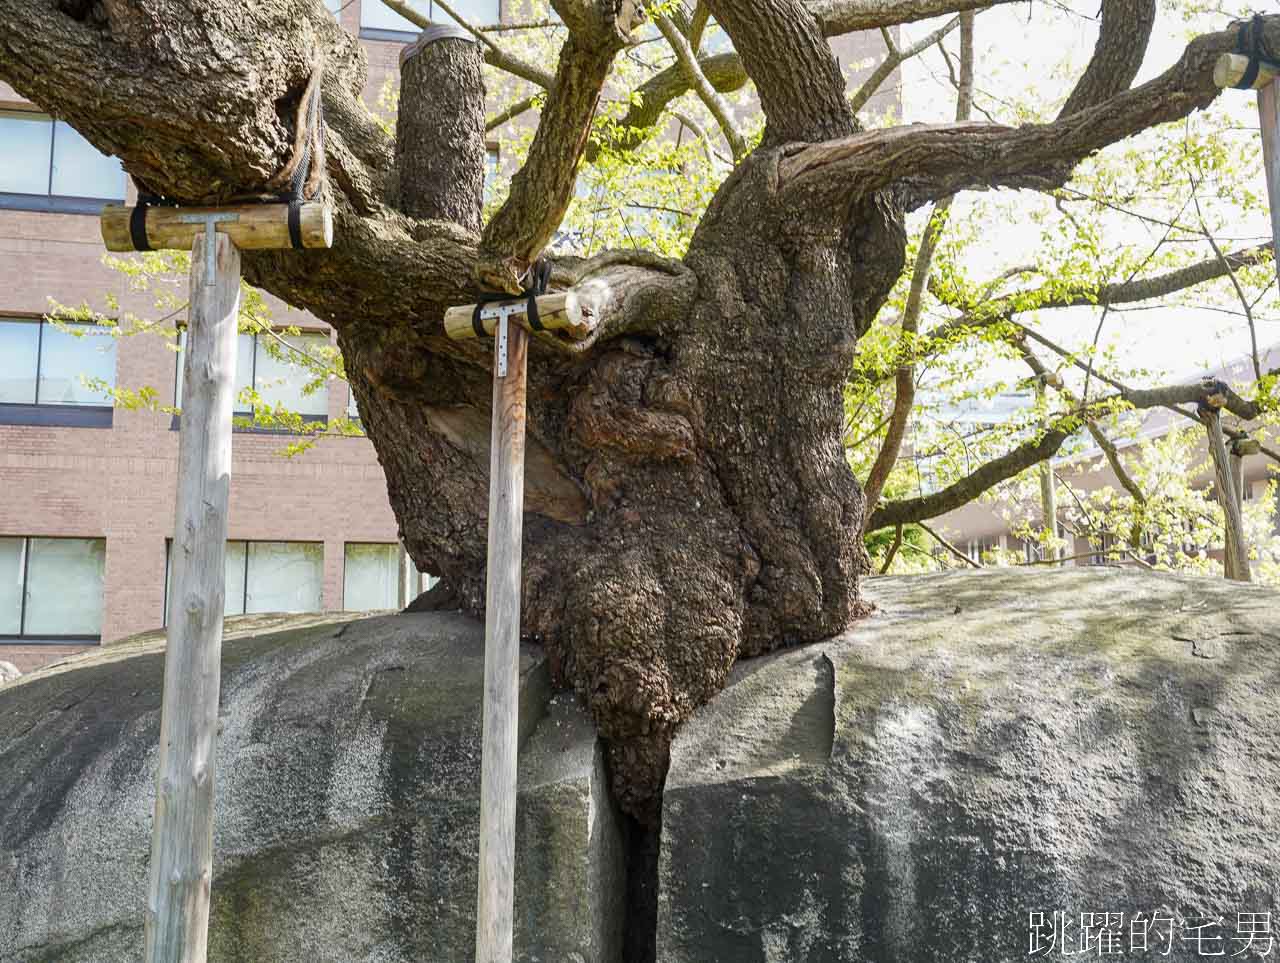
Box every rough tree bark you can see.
[1,0,1275,819]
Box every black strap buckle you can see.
[1235,14,1280,90]
[470,256,552,337]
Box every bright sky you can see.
[895,2,1278,388]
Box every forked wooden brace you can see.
[99,199,333,963]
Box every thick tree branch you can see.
[381,0,555,88]
[867,378,1259,530]
[479,32,623,290]
[1059,0,1156,118]
[781,17,1280,206]
[808,0,1019,34]
[704,0,855,146]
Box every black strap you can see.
[129,200,152,252]
[128,192,181,251]
[1235,14,1280,90]
[469,257,552,338]
[280,69,326,249]
[287,200,304,251]
[523,258,551,332]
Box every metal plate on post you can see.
[179,212,240,287]
[478,303,523,378]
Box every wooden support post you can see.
[1258,77,1280,291]
[1215,53,1280,287]
[474,320,528,963]
[442,288,597,961]
[145,230,241,963]
[1203,408,1252,582]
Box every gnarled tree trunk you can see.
[0,0,1271,819]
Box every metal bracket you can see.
[179,212,240,287]
[478,302,524,378]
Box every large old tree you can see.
[1,0,1275,817]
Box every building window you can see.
[175,329,330,424]
[359,0,500,39]
[0,317,117,427]
[342,543,437,610]
[0,537,106,643]
[0,111,127,214]
[344,543,400,610]
[165,540,324,621]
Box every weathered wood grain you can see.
[145,232,241,963]
[474,323,529,963]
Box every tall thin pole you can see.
[1258,79,1280,289]
[475,321,528,963]
[146,231,240,963]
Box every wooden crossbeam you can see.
[100,201,333,252]
[1214,52,1280,91]
[443,291,592,342]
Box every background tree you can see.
[2,0,1278,819]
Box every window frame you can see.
[358,0,502,41]
[0,110,127,215]
[164,538,326,623]
[0,316,116,428]
[171,327,331,433]
[342,541,402,611]
[0,535,106,645]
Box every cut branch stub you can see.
[1215,52,1280,90]
[397,26,487,232]
[101,202,334,252]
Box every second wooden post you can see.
[475,320,529,963]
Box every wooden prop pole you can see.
[445,284,592,962]
[443,292,593,342]
[1214,52,1280,285]
[101,199,334,962]
[1258,77,1280,290]
[1035,378,1060,562]
[145,230,241,963]
[474,319,528,963]
[1214,52,1279,91]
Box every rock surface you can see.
[0,612,622,963]
[4,570,1280,962]
[659,568,1280,962]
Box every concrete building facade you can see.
[0,2,892,673]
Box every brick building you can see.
[0,2,892,672]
